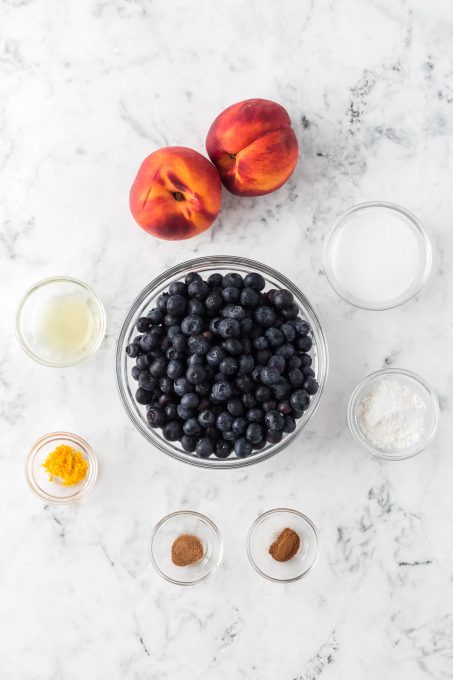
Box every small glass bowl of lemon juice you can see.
[16,277,106,367]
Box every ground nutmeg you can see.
[269,527,300,562]
[171,534,204,566]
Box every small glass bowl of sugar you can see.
[348,368,439,460]
[323,202,432,310]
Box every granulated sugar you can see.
[357,379,426,450]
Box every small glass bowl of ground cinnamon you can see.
[150,511,222,585]
[247,508,319,582]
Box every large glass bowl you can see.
[116,256,328,469]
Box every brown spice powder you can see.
[171,534,204,566]
[269,527,300,562]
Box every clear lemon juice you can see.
[35,294,94,358]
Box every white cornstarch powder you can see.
[357,379,426,450]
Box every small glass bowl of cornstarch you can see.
[348,368,439,460]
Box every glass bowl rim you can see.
[116,254,329,469]
[323,201,432,311]
[15,275,107,367]
[150,510,223,586]
[347,367,440,461]
[25,431,98,504]
[246,507,320,583]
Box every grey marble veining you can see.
[1,0,453,678]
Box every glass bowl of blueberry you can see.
[116,256,328,468]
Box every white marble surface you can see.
[1,1,453,678]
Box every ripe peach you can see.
[206,99,299,197]
[129,146,222,240]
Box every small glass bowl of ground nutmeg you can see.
[150,511,222,585]
[25,432,98,504]
[247,508,319,582]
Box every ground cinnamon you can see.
[171,534,204,566]
[269,527,300,562]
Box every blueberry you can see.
[126,342,140,358]
[188,299,205,316]
[278,400,292,415]
[209,317,221,334]
[280,323,296,342]
[206,346,225,366]
[181,393,199,409]
[171,334,187,352]
[256,385,273,403]
[164,314,180,327]
[300,353,312,368]
[222,304,246,321]
[187,353,203,366]
[236,355,253,375]
[273,289,294,309]
[159,376,174,394]
[263,399,278,412]
[222,338,243,355]
[276,343,295,359]
[223,430,236,442]
[164,359,183,380]
[256,349,272,365]
[198,410,215,428]
[253,336,268,350]
[244,272,265,291]
[156,292,170,311]
[303,377,319,395]
[211,381,233,401]
[177,403,195,420]
[265,327,284,347]
[235,374,254,392]
[234,438,252,457]
[218,318,240,338]
[222,286,241,303]
[206,426,221,441]
[254,306,276,328]
[174,377,194,396]
[227,398,244,416]
[167,294,187,316]
[205,290,223,314]
[216,411,233,432]
[207,273,223,288]
[186,364,207,385]
[283,415,296,433]
[240,288,260,307]
[242,393,256,409]
[131,365,140,380]
[264,410,284,431]
[290,389,310,411]
[252,365,265,383]
[188,334,210,355]
[222,273,243,289]
[253,439,266,450]
[303,367,316,378]
[162,421,182,441]
[266,430,283,444]
[188,280,209,300]
[232,417,247,435]
[266,288,277,303]
[215,440,232,459]
[135,388,155,405]
[164,403,179,421]
[136,316,151,333]
[136,354,150,371]
[291,318,310,336]
[195,382,211,396]
[147,407,165,428]
[260,366,281,385]
[268,355,285,373]
[288,355,302,369]
[281,303,299,321]
[196,438,214,458]
[149,357,167,378]
[273,380,291,400]
[220,357,238,375]
[181,315,204,335]
[147,308,165,324]
[181,435,197,453]
[247,408,264,422]
[183,271,201,285]
[183,417,202,435]
[295,335,313,352]
[139,371,157,390]
[288,368,304,387]
[159,394,173,407]
[246,423,263,444]
[240,318,255,336]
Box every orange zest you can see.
[42,444,88,486]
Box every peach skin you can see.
[206,99,299,197]
[129,146,222,240]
